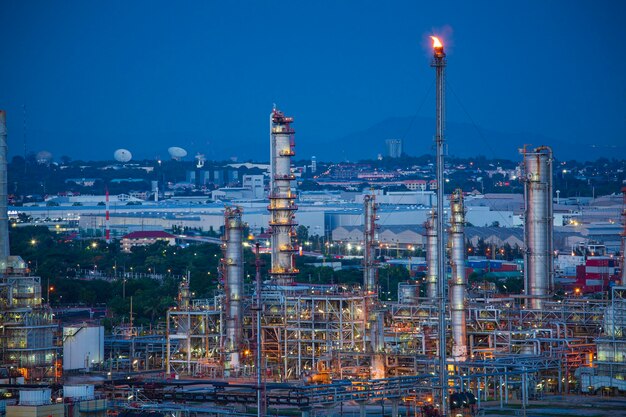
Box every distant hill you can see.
[297,116,626,162]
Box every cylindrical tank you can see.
[0,111,9,267]
[522,146,553,309]
[449,189,467,361]
[19,389,51,406]
[63,385,95,400]
[425,210,438,300]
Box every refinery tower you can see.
[268,108,299,284]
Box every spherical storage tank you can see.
[114,148,132,163]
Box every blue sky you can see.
[0,1,624,161]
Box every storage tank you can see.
[63,325,104,370]
[19,389,51,405]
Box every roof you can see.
[122,231,176,239]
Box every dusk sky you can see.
[1,1,624,161]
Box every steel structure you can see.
[449,189,467,361]
[166,294,223,377]
[268,107,298,285]
[0,268,59,382]
[521,145,554,309]
[221,206,244,373]
[260,285,367,382]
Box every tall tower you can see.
[521,146,553,309]
[363,195,378,293]
[222,206,244,371]
[268,108,298,284]
[431,35,448,416]
[621,187,626,286]
[0,111,9,267]
[449,189,467,361]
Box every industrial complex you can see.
[0,36,625,417]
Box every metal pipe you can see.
[425,210,438,299]
[521,146,553,309]
[449,189,467,361]
[268,108,298,284]
[223,206,244,372]
[0,111,9,266]
[431,36,448,416]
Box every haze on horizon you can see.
[0,0,624,162]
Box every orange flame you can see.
[430,36,443,49]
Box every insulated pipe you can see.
[449,189,467,361]
[223,206,244,370]
[0,111,9,267]
[268,108,298,284]
[521,146,553,309]
[425,210,438,299]
[363,195,378,293]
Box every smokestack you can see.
[223,206,244,372]
[425,210,438,299]
[363,195,378,293]
[0,111,10,267]
[430,35,448,415]
[268,108,298,284]
[521,146,554,309]
[449,189,467,361]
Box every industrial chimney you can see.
[521,146,554,309]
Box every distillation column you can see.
[425,210,438,300]
[0,111,9,266]
[449,189,467,361]
[521,146,553,310]
[363,194,384,379]
[222,206,244,372]
[363,195,378,293]
[620,187,626,286]
[268,108,298,284]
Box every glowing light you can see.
[430,36,443,49]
